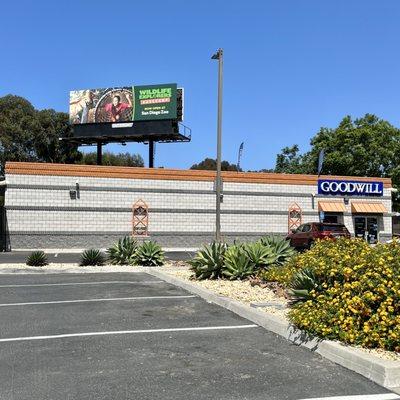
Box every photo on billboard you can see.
[69,87,133,125]
[69,83,178,125]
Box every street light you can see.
[211,48,223,242]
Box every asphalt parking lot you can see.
[0,272,396,400]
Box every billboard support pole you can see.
[212,48,223,243]
[149,140,154,168]
[96,141,102,165]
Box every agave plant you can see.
[260,235,296,265]
[244,242,278,269]
[223,245,254,280]
[26,251,48,267]
[189,242,227,280]
[288,268,318,305]
[107,236,138,265]
[134,241,165,266]
[80,249,106,266]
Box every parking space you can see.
[0,272,395,400]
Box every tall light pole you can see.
[211,48,223,242]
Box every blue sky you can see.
[1,0,399,170]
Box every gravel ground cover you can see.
[162,264,288,317]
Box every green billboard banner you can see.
[133,83,177,121]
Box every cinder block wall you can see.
[4,162,393,249]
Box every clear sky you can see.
[1,0,399,171]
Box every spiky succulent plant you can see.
[260,235,296,265]
[107,236,138,265]
[223,245,254,280]
[244,242,278,269]
[26,251,48,267]
[80,249,106,266]
[288,268,319,305]
[134,241,165,266]
[189,242,227,280]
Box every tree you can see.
[80,151,144,167]
[274,114,400,208]
[0,95,81,173]
[190,158,240,171]
[275,145,304,174]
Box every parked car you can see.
[286,222,351,250]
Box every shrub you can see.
[135,241,165,266]
[223,245,254,280]
[287,238,400,351]
[26,251,48,267]
[80,249,106,266]
[107,236,138,265]
[258,251,305,285]
[189,242,227,280]
[259,235,296,265]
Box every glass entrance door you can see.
[367,217,378,243]
[354,216,378,243]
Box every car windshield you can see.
[318,225,346,232]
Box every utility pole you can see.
[211,48,223,242]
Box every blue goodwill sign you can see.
[318,179,383,196]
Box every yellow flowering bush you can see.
[272,238,400,351]
[258,262,301,286]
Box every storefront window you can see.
[321,213,343,224]
[323,215,338,224]
[354,216,378,243]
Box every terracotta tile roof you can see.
[4,162,392,187]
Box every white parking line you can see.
[0,280,164,288]
[0,324,258,343]
[0,295,197,307]
[298,394,400,399]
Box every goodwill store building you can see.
[3,162,393,250]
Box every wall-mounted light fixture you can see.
[70,181,80,200]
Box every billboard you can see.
[69,83,178,125]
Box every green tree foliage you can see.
[190,157,240,171]
[80,151,144,167]
[275,145,304,174]
[0,95,81,172]
[274,114,400,208]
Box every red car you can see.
[286,222,351,250]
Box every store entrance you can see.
[354,216,378,243]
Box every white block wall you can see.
[4,171,393,248]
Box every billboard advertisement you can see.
[69,83,178,125]
[134,83,177,121]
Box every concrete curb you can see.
[144,268,400,391]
